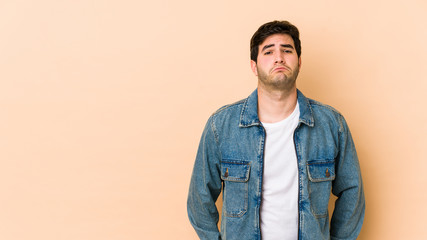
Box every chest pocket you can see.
[307,160,335,218]
[221,160,251,217]
[307,160,336,182]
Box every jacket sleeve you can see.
[330,115,365,240]
[187,116,222,240]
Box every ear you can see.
[298,57,302,70]
[250,60,258,76]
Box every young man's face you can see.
[251,34,301,91]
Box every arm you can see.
[187,116,222,240]
[330,116,365,240]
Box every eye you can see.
[283,50,293,53]
[264,51,272,55]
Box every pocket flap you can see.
[307,160,335,182]
[221,160,251,182]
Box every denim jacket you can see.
[187,89,365,240]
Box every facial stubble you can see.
[257,65,300,91]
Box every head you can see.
[250,21,302,92]
[250,20,301,63]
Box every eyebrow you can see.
[261,44,295,52]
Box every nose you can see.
[274,52,285,63]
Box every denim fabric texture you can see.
[187,89,365,240]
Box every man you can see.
[187,20,365,240]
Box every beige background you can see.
[1,0,426,239]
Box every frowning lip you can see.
[272,66,289,72]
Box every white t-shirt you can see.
[260,102,300,240]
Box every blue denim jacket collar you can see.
[239,89,314,128]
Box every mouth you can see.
[272,66,289,73]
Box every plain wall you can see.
[1,0,426,239]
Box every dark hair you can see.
[250,20,301,62]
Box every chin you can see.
[271,78,296,90]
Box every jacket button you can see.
[325,168,330,177]
[224,168,229,177]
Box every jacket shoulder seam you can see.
[308,99,345,132]
[211,99,245,116]
[208,98,245,145]
[308,99,343,116]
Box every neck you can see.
[257,86,298,123]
